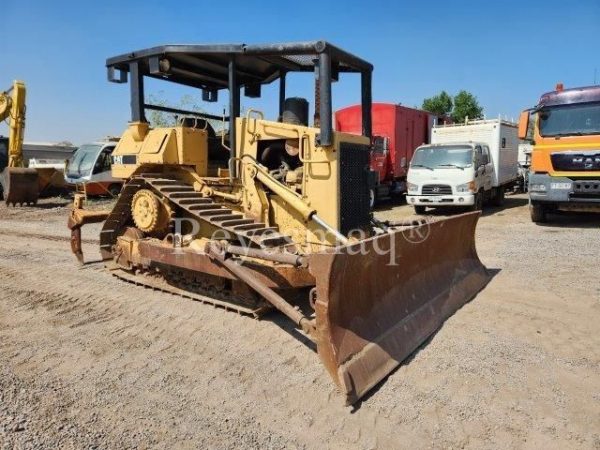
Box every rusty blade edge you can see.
[337,267,491,405]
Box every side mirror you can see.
[372,136,388,154]
[518,110,530,140]
[383,137,390,155]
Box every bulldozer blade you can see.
[309,211,491,405]
[1,167,39,206]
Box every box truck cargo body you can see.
[335,103,437,206]
[406,119,519,213]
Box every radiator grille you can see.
[422,184,452,195]
[339,142,371,235]
[551,152,600,171]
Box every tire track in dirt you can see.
[1,199,599,449]
[0,229,413,449]
[0,228,98,245]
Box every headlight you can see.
[407,182,418,193]
[456,181,475,193]
[530,183,547,192]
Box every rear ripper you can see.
[519,84,600,222]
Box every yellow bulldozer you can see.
[69,41,491,404]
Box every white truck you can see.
[406,119,519,214]
[64,139,123,197]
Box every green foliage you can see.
[146,92,174,128]
[422,90,484,123]
[146,91,222,130]
[451,90,484,123]
[422,91,453,116]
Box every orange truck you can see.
[519,84,600,222]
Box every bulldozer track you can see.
[110,267,271,318]
[92,173,292,317]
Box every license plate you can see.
[430,196,443,202]
[550,182,572,190]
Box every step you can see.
[220,218,255,227]
[150,179,181,186]
[177,198,213,205]
[243,227,278,237]
[159,186,195,193]
[210,213,244,222]
[196,209,230,217]
[259,235,292,247]
[231,223,266,231]
[187,204,224,211]
[169,192,205,199]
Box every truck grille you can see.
[551,151,600,171]
[422,184,452,195]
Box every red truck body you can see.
[335,102,437,199]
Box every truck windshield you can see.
[411,145,473,169]
[67,144,102,177]
[539,102,600,137]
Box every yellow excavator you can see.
[0,80,39,205]
[69,41,491,404]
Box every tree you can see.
[422,90,485,123]
[146,91,222,130]
[422,91,453,116]
[451,90,483,123]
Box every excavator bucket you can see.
[1,167,39,206]
[310,212,491,405]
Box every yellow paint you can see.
[110,114,369,248]
[530,115,600,177]
[0,80,26,167]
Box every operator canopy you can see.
[105,41,373,148]
[106,41,372,92]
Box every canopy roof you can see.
[106,41,373,91]
[105,41,373,155]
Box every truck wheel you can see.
[491,188,505,206]
[108,184,122,197]
[369,188,376,209]
[414,205,426,214]
[470,192,483,212]
[530,203,547,223]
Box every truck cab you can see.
[64,141,122,196]
[407,142,493,213]
[519,84,600,222]
[407,119,519,214]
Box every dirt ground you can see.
[0,194,598,449]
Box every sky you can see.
[2,0,599,145]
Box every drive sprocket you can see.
[131,189,171,235]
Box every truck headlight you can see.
[407,182,418,193]
[456,181,475,193]
[530,183,547,192]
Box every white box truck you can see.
[406,119,519,213]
